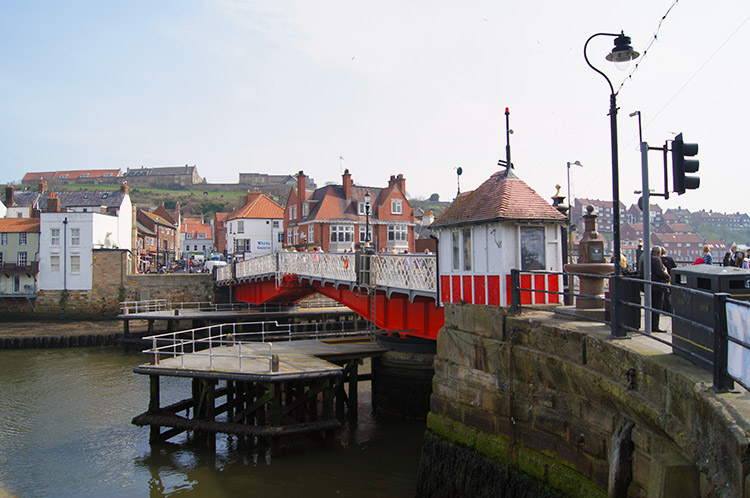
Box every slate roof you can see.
[7,191,41,208]
[431,170,566,228]
[56,190,127,208]
[7,190,127,209]
[226,193,284,221]
[0,218,40,232]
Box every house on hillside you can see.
[284,169,416,253]
[123,165,204,189]
[0,218,40,296]
[430,169,567,306]
[22,169,121,186]
[651,232,705,264]
[225,192,284,260]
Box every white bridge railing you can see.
[219,252,437,296]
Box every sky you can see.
[1,1,748,214]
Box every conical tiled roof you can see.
[431,170,566,228]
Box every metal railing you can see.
[220,251,437,297]
[120,300,303,315]
[509,268,750,393]
[142,319,375,371]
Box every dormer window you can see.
[302,203,309,217]
[358,202,367,215]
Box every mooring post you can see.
[348,361,359,421]
[148,375,161,443]
[324,377,336,448]
[271,383,282,455]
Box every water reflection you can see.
[0,347,424,497]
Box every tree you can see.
[429,193,440,202]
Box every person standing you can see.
[702,245,713,265]
[659,246,676,314]
[639,246,670,332]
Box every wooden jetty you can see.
[132,332,386,454]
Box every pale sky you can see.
[1,1,748,214]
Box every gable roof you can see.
[431,170,566,228]
[226,193,284,221]
[305,184,386,222]
[0,218,40,232]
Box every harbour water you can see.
[0,347,425,497]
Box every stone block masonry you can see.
[35,249,213,316]
[417,304,750,498]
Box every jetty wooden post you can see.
[148,374,160,443]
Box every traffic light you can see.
[672,133,699,195]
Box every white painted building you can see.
[430,170,567,306]
[38,188,132,291]
[225,192,284,261]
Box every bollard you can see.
[271,354,280,372]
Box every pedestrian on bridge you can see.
[639,246,670,333]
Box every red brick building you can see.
[284,169,416,253]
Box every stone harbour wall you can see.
[417,304,750,498]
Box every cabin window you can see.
[520,227,545,271]
[462,228,472,271]
[452,231,460,270]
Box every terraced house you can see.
[0,218,40,297]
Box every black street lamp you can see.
[584,31,640,337]
[364,191,372,249]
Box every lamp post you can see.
[584,31,640,338]
[364,191,372,250]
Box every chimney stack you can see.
[5,184,14,207]
[38,180,47,194]
[342,169,352,200]
[396,173,406,193]
[45,193,61,213]
[297,171,307,220]
[120,181,129,194]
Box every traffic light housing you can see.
[672,133,699,195]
